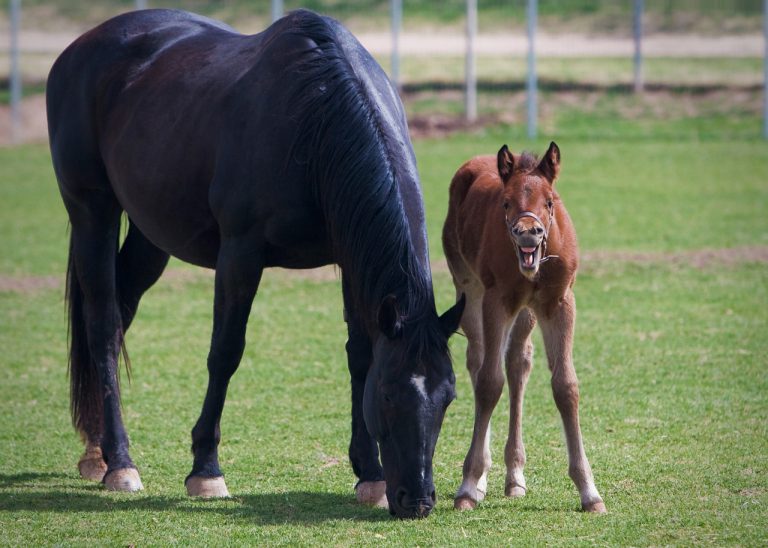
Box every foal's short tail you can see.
[65,231,129,438]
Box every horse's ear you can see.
[497,144,515,183]
[538,141,561,183]
[378,295,403,339]
[439,293,466,338]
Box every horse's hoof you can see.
[103,468,143,492]
[583,500,607,514]
[505,484,527,498]
[355,481,388,508]
[454,496,477,511]
[78,447,107,482]
[186,476,230,498]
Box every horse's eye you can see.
[503,202,509,210]
[546,199,553,209]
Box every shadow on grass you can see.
[0,472,390,524]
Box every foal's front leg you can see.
[504,308,536,498]
[185,240,263,497]
[538,289,606,513]
[455,290,512,510]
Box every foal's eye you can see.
[503,202,509,210]
[546,199,553,209]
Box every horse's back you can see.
[47,10,361,268]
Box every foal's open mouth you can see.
[515,243,542,276]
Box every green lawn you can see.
[1,121,767,544]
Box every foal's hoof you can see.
[355,481,388,508]
[505,483,527,498]
[582,500,607,514]
[454,496,477,511]
[186,476,230,498]
[78,447,107,482]
[104,468,143,492]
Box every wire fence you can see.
[1,1,766,144]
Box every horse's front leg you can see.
[538,289,606,513]
[342,278,386,508]
[185,240,263,497]
[455,289,512,510]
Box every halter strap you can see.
[505,206,558,264]
[509,211,550,238]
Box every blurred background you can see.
[0,0,765,145]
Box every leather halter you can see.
[505,206,558,263]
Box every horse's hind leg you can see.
[116,220,170,331]
[503,307,537,498]
[538,289,605,513]
[78,221,170,480]
[455,287,511,510]
[66,196,143,491]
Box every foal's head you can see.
[498,141,561,280]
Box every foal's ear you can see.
[497,144,515,183]
[537,141,561,183]
[378,295,403,339]
[439,293,466,338]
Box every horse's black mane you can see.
[285,10,442,348]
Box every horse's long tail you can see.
[65,231,129,439]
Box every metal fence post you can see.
[391,0,402,90]
[764,0,767,139]
[465,0,477,122]
[9,0,22,144]
[526,0,537,139]
[634,0,644,93]
[271,0,283,23]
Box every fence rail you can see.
[3,0,766,143]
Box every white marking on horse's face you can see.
[411,374,428,400]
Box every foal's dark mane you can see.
[513,152,539,174]
[285,11,441,349]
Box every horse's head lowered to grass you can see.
[362,294,464,518]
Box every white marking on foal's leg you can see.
[411,374,428,400]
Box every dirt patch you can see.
[3,246,766,295]
[0,273,59,294]
[581,246,768,270]
[0,94,49,146]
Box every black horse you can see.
[47,9,464,519]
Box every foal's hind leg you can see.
[503,308,536,498]
[455,288,512,510]
[77,222,169,482]
[537,289,605,513]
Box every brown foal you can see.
[442,142,605,513]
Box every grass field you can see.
[1,112,767,545]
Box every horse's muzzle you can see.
[391,487,436,519]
